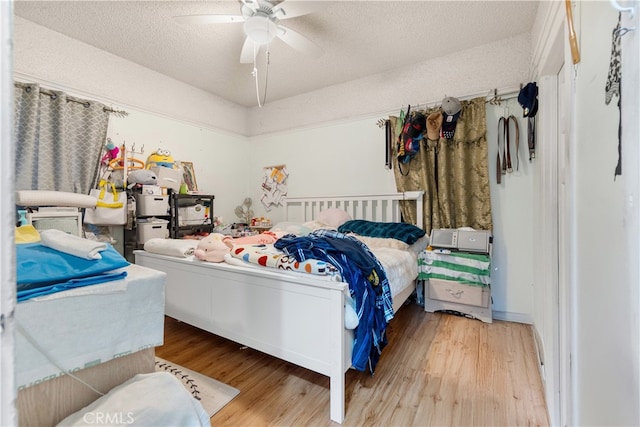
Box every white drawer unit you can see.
[419,249,492,323]
[27,207,83,237]
[427,278,490,307]
[425,279,492,323]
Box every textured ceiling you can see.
[14,0,540,108]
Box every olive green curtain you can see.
[390,97,492,234]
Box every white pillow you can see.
[16,190,97,208]
[56,372,209,426]
[270,222,312,236]
[315,208,352,228]
[352,234,410,251]
[303,220,337,231]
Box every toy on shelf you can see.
[146,149,178,169]
[101,138,120,166]
[234,198,254,225]
[250,217,272,231]
[127,169,158,189]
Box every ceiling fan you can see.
[174,0,325,64]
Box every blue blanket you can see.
[17,270,128,302]
[275,229,393,374]
[16,242,130,301]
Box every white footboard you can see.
[134,251,352,423]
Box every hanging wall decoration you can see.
[261,165,288,211]
[179,161,198,192]
[606,13,622,178]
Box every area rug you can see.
[155,357,239,417]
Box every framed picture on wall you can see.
[179,161,198,192]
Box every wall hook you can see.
[614,26,636,37]
[610,0,635,18]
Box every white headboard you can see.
[283,191,424,227]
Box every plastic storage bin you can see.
[136,218,169,244]
[136,194,169,216]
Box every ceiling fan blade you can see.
[271,1,327,20]
[240,37,260,63]
[174,14,246,25]
[277,25,323,58]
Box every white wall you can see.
[571,1,639,425]
[530,0,640,424]
[13,17,247,137]
[243,99,536,318]
[485,98,535,319]
[106,110,248,225]
[245,117,398,222]
[247,33,532,136]
[14,17,533,139]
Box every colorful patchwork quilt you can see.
[230,243,340,277]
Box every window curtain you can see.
[390,97,492,234]
[14,82,110,195]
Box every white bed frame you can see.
[134,191,423,423]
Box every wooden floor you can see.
[156,303,550,426]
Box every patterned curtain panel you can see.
[391,97,492,234]
[14,82,109,194]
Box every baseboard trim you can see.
[492,310,533,324]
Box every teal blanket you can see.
[16,242,129,301]
[338,220,425,245]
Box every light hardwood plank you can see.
[156,303,550,426]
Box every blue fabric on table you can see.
[338,220,425,245]
[17,270,128,302]
[16,242,129,289]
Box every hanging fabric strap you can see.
[496,117,505,184]
[507,115,520,171]
[527,116,536,161]
[505,117,513,173]
[397,105,412,177]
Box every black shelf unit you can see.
[170,193,215,238]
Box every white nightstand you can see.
[418,250,493,323]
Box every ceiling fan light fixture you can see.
[243,15,277,45]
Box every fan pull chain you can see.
[253,45,270,108]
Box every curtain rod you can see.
[405,86,521,112]
[375,86,522,128]
[14,82,129,118]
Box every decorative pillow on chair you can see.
[315,208,352,228]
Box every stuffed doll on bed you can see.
[194,231,283,263]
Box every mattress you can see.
[223,244,416,299]
[371,247,418,297]
[15,264,166,390]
